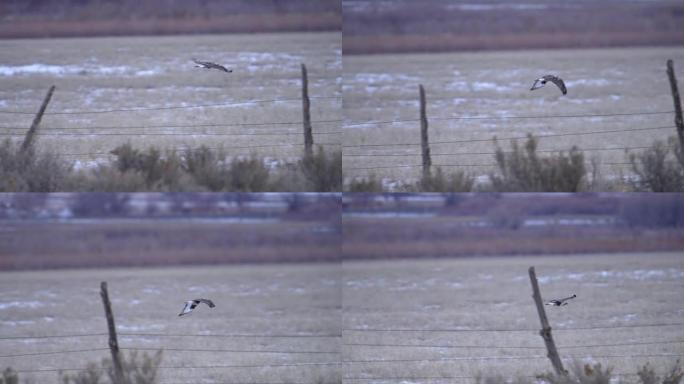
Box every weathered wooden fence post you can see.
[100,281,126,384]
[666,60,684,154]
[528,267,566,376]
[301,63,314,159]
[419,84,431,179]
[21,85,55,153]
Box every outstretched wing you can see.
[197,298,216,308]
[191,59,231,73]
[192,58,206,67]
[560,295,576,303]
[178,300,196,316]
[544,75,567,95]
[530,78,545,91]
[207,62,230,72]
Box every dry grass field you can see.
[342,47,684,187]
[0,32,341,169]
[0,264,341,383]
[342,253,684,382]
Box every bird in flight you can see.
[530,75,567,95]
[192,58,232,73]
[178,298,216,316]
[545,294,576,306]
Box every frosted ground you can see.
[0,32,341,169]
[0,264,341,383]
[343,47,684,184]
[343,252,684,382]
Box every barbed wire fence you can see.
[343,59,684,180]
[0,63,342,161]
[3,327,680,382]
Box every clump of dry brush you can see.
[489,134,585,192]
[477,360,683,384]
[0,139,71,192]
[60,350,163,384]
[345,134,684,192]
[0,350,162,384]
[0,140,341,192]
[628,136,684,192]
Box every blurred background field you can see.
[343,193,684,258]
[0,193,341,268]
[0,0,341,38]
[342,0,683,54]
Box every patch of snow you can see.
[0,300,44,310]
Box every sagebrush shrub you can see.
[628,137,684,192]
[418,167,474,192]
[489,134,585,192]
[346,175,383,192]
[0,139,71,192]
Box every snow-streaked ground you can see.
[0,33,342,166]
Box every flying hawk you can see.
[545,294,576,306]
[178,299,215,316]
[192,59,232,73]
[530,75,567,95]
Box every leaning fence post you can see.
[100,281,126,384]
[301,63,314,159]
[528,267,566,376]
[21,85,55,153]
[419,84,431,178]
[666,60,684,154]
